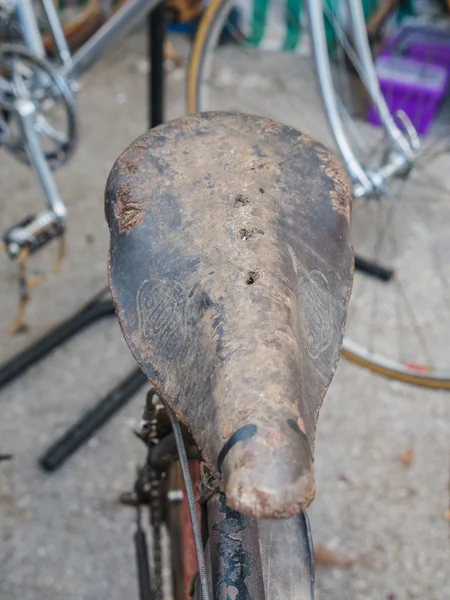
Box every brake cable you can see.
[162,400,211,600]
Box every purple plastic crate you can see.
[367,55,448,135]
[382,25,450,74]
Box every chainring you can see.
[0,44,77,169]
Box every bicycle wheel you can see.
[188,0,450,388]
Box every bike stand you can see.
[354,255,393,281]
[0,7,166,471]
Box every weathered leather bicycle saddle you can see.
[106,112,353,519]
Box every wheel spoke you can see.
[322,1,366,84]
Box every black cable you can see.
[0,297,114,390]
[162,401,210,600]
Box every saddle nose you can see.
[181,245,326,517]
[216,371,317,518]
[106,111,353,519]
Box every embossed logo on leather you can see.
[136,279,187,360]
[298,270,332,359]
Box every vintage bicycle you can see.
[0,0,175,331]
[106,110,354,600]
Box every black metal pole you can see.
[354,255,394,282]
[39,367,147,472]
[134,526,153,600]
[148,3,165,129]
[0,295,114,390]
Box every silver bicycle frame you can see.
[347,0,414,160]
[7,0,160,230]
[307,0,416,197]
[15,0,160,79]
[15,0,46,58]
[61,0,161,79]
[40,0,72,67]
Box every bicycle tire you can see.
[342,342,450,389]
[187,0,388,115]
[187,0,450,389]
[186,0,223,114]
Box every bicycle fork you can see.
[307,0,419,199]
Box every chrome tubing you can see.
[40,0,72,68]
[15,98,67,219]
[353,150,410,198]
[15,0,46,58]
[347,0,416,163]
[61,0,161,80]
[307,0,373,194]
[308,0,418,199]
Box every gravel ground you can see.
[1,30,449,600]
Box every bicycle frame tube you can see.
[15,0,45,58]
[40,0,72,68]
[15,98,67,219]
[307,0,417,197]
[347,0,414,160]
[306,0,373,193]
[61,0,161,80]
